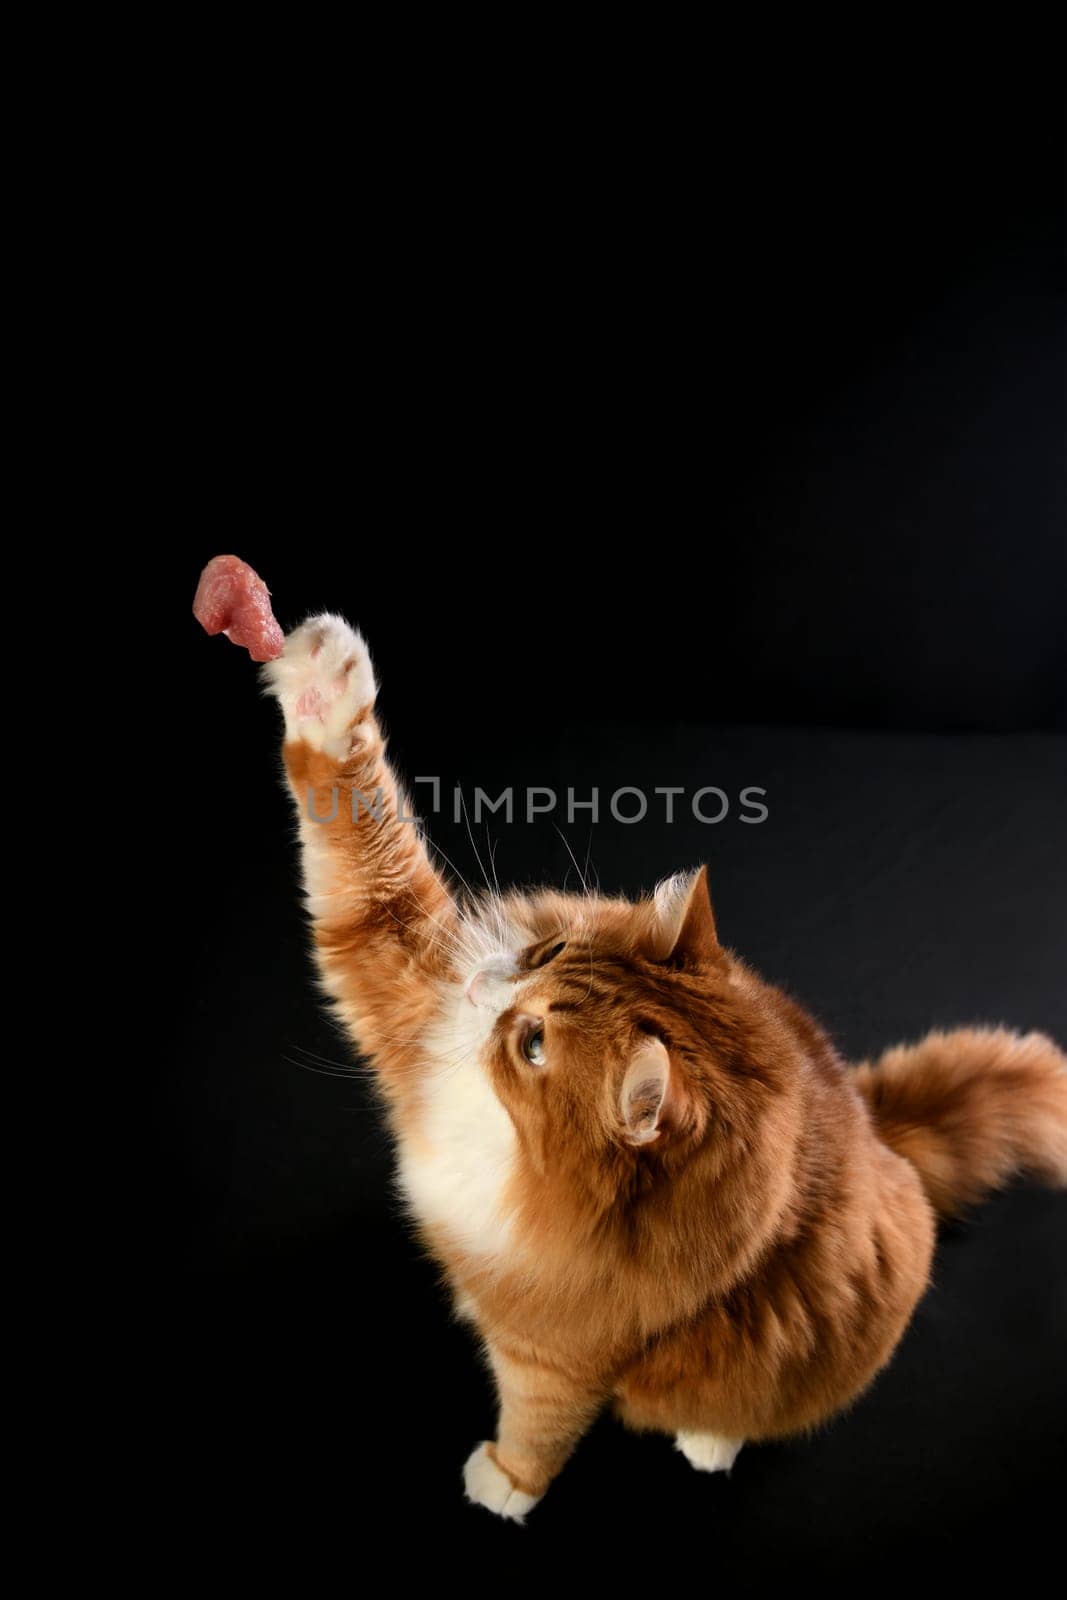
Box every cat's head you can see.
[463,869,795,1212]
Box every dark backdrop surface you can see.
[144,96,1065,1581]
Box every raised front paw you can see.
[261,613,377,761]
[462,1443,542,1523]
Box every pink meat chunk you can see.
[193,555,285,662]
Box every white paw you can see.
[675,1430,744,1474]
[463,1443,541,1523]
[261,613,377,760]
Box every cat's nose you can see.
[466,971,488,1007]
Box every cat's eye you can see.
[522,1025,546,1066]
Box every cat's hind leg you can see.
[675,1430,744,1474]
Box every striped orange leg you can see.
[464,1346,603,1521]
[262,615,456,1088]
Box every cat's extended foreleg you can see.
[262,614,456,1072]
[463,1346,602,1522]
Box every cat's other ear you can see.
[619,1037,691,1145]
[649,865,722,965]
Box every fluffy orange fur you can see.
[262,617,1067,1517]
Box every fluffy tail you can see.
[855,1027,1067,1217]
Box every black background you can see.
[145,92,1065,1580]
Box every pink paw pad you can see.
[294,667,358,724]
[296,687,324,719]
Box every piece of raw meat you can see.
[193,555,285,662]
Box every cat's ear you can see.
[650,866,721,965]
[619,1036,689,1145]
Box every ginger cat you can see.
[256,612,1067,1521]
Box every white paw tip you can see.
[462,1443,540,1523]
[675,1431,743,1475]
[261,613,376,757]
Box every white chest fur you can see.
[395,1000,519,1262]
